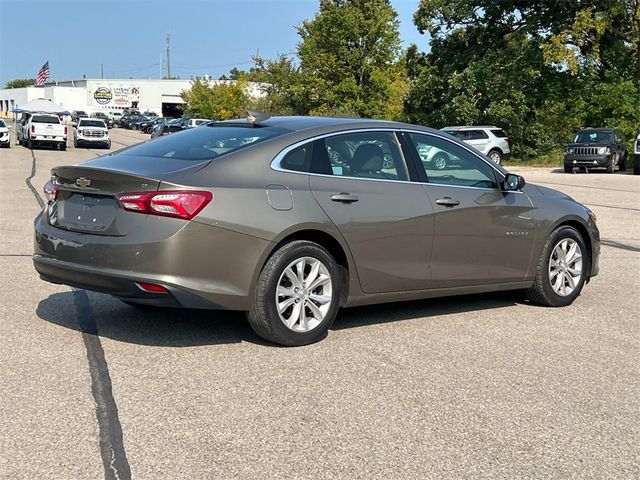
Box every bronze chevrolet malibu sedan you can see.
[34,114,600,346]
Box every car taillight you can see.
[64,126,68,135]
[31,125,35,133]
[43,179,59,202]
[117,190,213,220]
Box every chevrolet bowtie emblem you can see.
[76,177,91,188]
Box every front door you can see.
[308,130,434,293]
[406,132,535,288]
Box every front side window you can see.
[310,131,408,181]
[408,133,498,189]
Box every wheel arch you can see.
[254,227,354,307]
[551,218,594,278]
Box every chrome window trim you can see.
[270,127,523,194]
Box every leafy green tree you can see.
[181,77,250,120]
[4,78,36,88]
[247,54,305,115]
[406,0,640,159]
[296,0,408,119]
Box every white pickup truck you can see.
[18,113,67,150]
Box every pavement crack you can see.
[26,149,45,209]
[73,289,132,480]
[26,148,131,480]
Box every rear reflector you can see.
[136,282,168,293]
[117,190,213,220]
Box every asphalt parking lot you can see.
[1,127,639,480]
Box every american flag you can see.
[36,61,50,86]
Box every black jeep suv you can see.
[564,128,627,173]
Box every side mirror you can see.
[504,173,525,191]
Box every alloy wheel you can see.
[276,256,333,333]
[548,238,583,296]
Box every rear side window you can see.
[467,130,489,140]
[32,115,60,123]
[490,129,507,138]
[280,144,312,173]
[126,125,288,161]
[310,131,408,181]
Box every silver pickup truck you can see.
[18,113,67,150]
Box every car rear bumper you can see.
[33,254,221,308]
[34,211,271,310]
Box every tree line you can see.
[185,0,640,160]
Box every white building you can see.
[0,78,263,118]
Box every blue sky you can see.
[0,0,428,87]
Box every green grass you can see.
[503,149,564,167]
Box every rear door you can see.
[308,130,434,293]
[464,129,491,154]
[406,132,535,288]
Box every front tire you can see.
[526,226,588,307]
[564,165,573,173]
[247,241,341,346]
[607,155,616,173]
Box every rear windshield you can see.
[575,131,612,143]
[126,125,289,161]
[79,120,105,127]
[32,115,60,124]
[490,129,508,138]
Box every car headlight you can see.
[597,147,609,155]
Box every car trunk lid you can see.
[49,157,210,235]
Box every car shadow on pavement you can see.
[36,291,266,347]
[37,290,523,347]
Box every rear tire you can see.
[247,241,341,346]
[27,138,33,149]
[525,226,588,307]
[488,149,502,165]
[619,152,627,171]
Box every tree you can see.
[181,77,250,120]
[247,54,304,115]
[296,0,408,119]
[405,0,640,158]
[4,78,36,88]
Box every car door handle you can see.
[435,197,460,207]
[330,193,359,203]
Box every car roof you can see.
[578,128,616,132]
[219,115,420,132]
[442,125,500,130]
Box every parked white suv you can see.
[441,126,511,164]
[74,118,111,149]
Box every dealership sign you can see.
[93,87,113,104]
[91,85,140,106]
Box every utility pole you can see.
[166,34,171,79]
